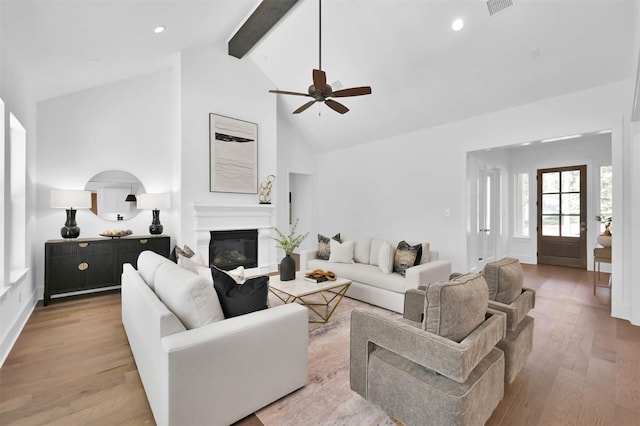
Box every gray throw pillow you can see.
[317,233,341,260]
[482,258,523,304]
[422,273,488,342]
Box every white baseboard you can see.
[0,291,38,368]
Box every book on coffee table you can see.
[304,275,328,283]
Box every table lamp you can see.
[50,189,92,238]
[137,193,171,235]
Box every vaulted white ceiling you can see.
[2,0,638,151]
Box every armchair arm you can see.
[299,248,318,272]
[403,288,425,323]
[160,304,308,426]
[350,308,506,397]
[487,288,535,331]
[403,259,451,291]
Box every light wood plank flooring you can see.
[1,264,638,425]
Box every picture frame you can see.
[209,113,258,194]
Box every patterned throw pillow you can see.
[317,233,341,260]
[175,244,195,258]
[393,241,423,277]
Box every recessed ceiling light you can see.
[154,26,166,34]
[452,18,464,31]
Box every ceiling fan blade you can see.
[269,89,311,97]
[313,69,327,92]
[325,99,349,114]
[293,100,317,114]
[331,86,372,97]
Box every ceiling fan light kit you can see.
[269,0,372,114]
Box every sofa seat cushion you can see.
[422,273,489,342]
[154,262,225,329]
[483,257,524,304]
[307,258,407,293]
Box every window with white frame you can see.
[9,113,26,278]
[598,165,612,233]
[514,172,529,238]
[1,99,5,285]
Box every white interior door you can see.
[477,165,500,267]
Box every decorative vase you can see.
[149,209,163,235]
[280,254,296,281]
[61,208,80,238]
[597,234,612,247]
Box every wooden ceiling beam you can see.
[228,0,299,59]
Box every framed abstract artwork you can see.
[209,113,258,194]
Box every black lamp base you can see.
[61,209,80,238]
[149,209,163,235]
[61,226,80,238]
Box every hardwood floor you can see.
[1,264,638,425]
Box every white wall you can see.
[179,42,279,252]
[36,69,177,296]
[276,104,318,254]
[315,79,636,323]
[0,1,40,364]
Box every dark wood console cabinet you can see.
[44,235,170,305]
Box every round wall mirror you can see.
[84,170,145,222]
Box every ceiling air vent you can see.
[486,0,514,16]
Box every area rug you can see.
[256,294,402,425]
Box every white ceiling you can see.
[2,0,638,152]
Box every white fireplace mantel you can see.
[192,203,276,274]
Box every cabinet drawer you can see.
[47,241,114,257]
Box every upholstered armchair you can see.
[411,258,535,384]
[351,273,506,426]
[482,258,535,383]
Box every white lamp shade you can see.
[137,193,171,210]
[50,189,92,209]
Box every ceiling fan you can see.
[269,0,372,114]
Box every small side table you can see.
[593,246,611,295]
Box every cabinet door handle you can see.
[78,262,89,271]
[139,239,148,244]
[79,243,89,248]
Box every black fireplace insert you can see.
[209,229,258,270]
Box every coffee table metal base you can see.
[269,281,351,323]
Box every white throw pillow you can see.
[378,241,395,274]
[329,239,355,264]
[178,252,206,272]
[225,266,246,284]
[155,263,225,329]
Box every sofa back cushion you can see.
[137,250,172,290]
[422,273,489,342]
[343,237,372,264]
[154,262,225,329]
[482,257,523,304]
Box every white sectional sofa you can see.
[300,236,451,313]
[121,251,308,426]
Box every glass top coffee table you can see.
[269,272,352,323]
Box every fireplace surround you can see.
[193,203,276,275]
